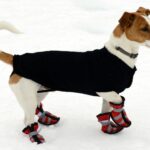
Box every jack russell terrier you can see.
[0,7,150,144]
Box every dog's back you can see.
[12,47,136,95]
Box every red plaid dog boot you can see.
[22,122,45,144]
[110,96,131,127]
[97,112,123,134]
[36,103,60,126]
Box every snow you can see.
[0,0,150,149]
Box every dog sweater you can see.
[12,47,136,96]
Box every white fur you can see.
[101,99,112,113]
[97,91,122,113]
[97,91,122,102]
[105,33,140,68]
[145,41,150,47]
[9,77,47,125]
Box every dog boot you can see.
[97,112,123,134]
[22,122,45,144]
[110,96,131,127]
[36,103,60,126]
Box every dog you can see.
[0,7,150,144]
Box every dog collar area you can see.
[115,46,138,59]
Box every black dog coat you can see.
[13,47,136,96]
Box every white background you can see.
[0,0,150,149]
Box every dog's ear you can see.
[136,7,150,16]
[119,12,136,30]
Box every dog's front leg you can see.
[9,74,45,144]
[101,99,112,113]
[96,91,131,134]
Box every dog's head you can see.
[114,7,150,48]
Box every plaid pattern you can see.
[97,113,123,134]
[36,103,60,125]
[22,122,45,144]
[110,97,131,127]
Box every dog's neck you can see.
[105,33,140,68]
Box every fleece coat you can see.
[12,47,136,96]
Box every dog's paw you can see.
[97,112,124,134]
[38,111,60,126]
[36,103,60,126]
[101,122,124,134]
[30,133,45,144]
[22,122,45,144]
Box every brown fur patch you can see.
[9,74,22,84]
[114,11,150,43]
[125,14,150,43]
[0,52,13,65]
[113,25,124,37]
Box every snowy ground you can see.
[0,0,150,149]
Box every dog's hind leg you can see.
[9,74,45,144]
[36,86,60,126]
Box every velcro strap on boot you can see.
[113,108,124,112]
[29,131,38,138]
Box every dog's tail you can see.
[0,51,13,65]
[0,21,22,34]
[0,21,21,65]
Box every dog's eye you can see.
[141,26,149,32]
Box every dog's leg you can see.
[35,86,60,126]
[9,74,45,144]
[96,91,131,134]
[98,91,122,104]
[9,75,40,126]
[98,92,131,127]
[36,86,49,106]
[101,99,112,113]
